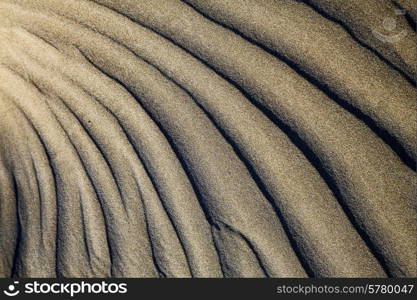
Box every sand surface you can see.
[0,0,415,278]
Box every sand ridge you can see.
[0,0,415,278]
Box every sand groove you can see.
[0,0,415,277]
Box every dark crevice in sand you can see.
[10,174,21,278]
[79,196,93,271]
[209,227,227,277]
[50,162,59,279]
[24,28,60,51]
[138,191,163,279]
[212,221,269,277]
[30,158,44,240]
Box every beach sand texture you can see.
[0,0,415,277]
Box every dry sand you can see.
[0,0,415,278]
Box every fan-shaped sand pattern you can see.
[0,0,415,278]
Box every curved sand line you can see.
[0,0,415,278]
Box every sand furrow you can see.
[0,0,415,278]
